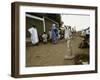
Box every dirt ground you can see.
[26,34,89,67]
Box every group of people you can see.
[28,23,73,45]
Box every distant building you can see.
[26,13,60,38]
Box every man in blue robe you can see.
[51,24,58,44]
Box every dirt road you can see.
[26,34,89,67]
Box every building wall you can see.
[45,18,59,33]
[26,17,44,37]
[26,16,59,37]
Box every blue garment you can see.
[51,26,58,43]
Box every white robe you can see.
[64,27,71,40]
[28,27,39,44]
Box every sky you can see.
[61,14,90,31]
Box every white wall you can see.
[0,0,100,80]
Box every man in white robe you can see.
[28,26,39,45]
[64,26,71,41]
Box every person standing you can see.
[28,25,39,45]
[51,24,58,44]
[64,26,71,41]
[42,32,48,44]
